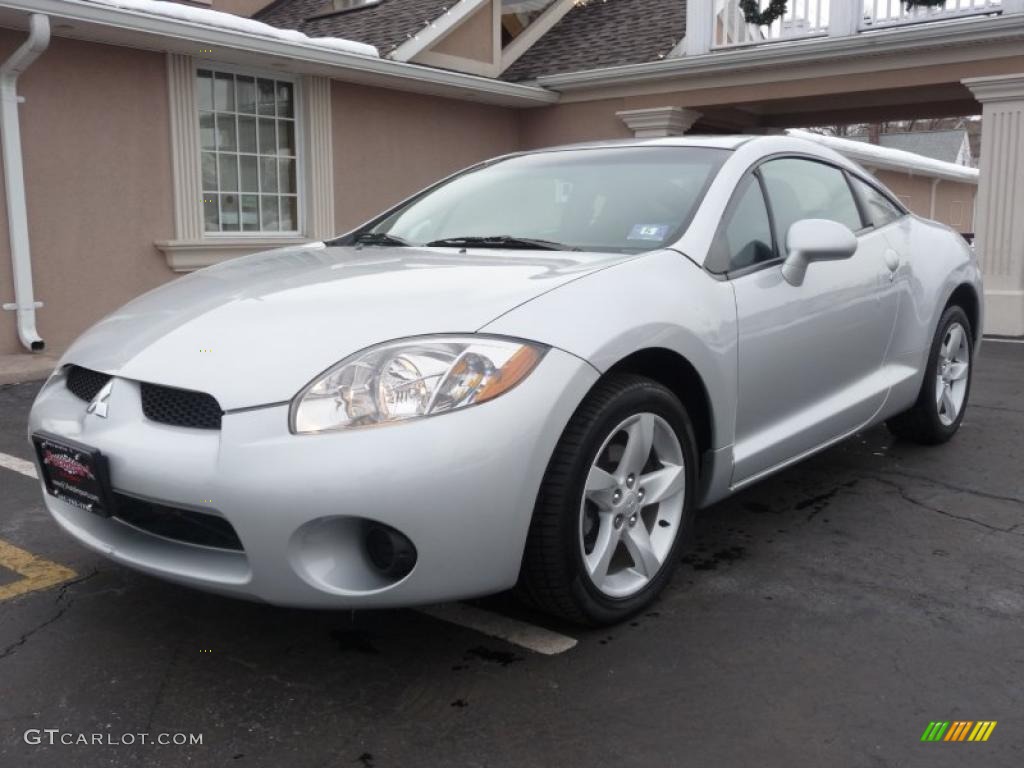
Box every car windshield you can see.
[357,147,729,253]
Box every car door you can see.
[724,157,900,484]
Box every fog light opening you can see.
[365,524,416,579]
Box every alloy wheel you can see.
[935,321,970,427]
[578,412,686,598]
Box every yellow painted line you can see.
[981,721,997,742]
[0,538,77,601]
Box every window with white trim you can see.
[197,68,300,234]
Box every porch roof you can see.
[502,0,685,83]
[256,0,454,57]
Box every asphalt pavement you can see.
[1,342,1022,767]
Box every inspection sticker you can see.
[627,224,671,241]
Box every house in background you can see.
[1,0,1023,360]
[794,130,978,233]
[849,129,976,167]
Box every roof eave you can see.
[0,0,558,106]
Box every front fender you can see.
[480,250,738,450]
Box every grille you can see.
[113,492,242,551]
[66,365,112,402]
[141,383,223,430]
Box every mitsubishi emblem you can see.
[86,380,113,419]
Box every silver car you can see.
[28,135,982,625]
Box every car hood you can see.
[60,244,630,409]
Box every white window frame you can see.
[195,61,306,238]
[157,54,335,272]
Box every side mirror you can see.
[781,218,857,286]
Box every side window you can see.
[759,158,863,248]
[718,175,774,271]
[850,176,904,228]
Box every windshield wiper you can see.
[354,232,411,247]
[425,235,577,251]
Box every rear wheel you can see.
[887,305,973,444]
[518,374,697,626]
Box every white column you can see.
[964,74,1024,336]
[828,0,861,37]
[167,53,203,241]
[302,75,335,240]
[683,0,713,55]
[616,107,703,138]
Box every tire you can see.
[887,305,973,445]
[518,374,698,626]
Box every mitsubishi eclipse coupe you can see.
[29,135,982,625]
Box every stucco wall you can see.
[0,33,176,356]
[520,98,634,149]
[331,80,521,229]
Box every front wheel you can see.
[887,305,973,444]
[518,374,697,626]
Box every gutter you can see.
[0,13,48,352]
[0,0,558,107]
[536,13,1024,92]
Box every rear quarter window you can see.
[850,176,905,228]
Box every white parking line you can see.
[418,603,577,656]
[0,452,37,480]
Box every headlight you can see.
[290,336,548,433]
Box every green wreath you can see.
[738,0,788,26]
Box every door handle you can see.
[883,248,900,272]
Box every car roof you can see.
[531,135,756,152]
[523,134,870,177]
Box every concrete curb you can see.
[0,352,58,386]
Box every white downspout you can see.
[0,14,49,352]
[929,177,941,221]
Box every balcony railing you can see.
[863,0,1004,29]
[714,0,830,48]
[690,0,1022,53]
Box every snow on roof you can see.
[84,0,379,57]
[788,129,979,184]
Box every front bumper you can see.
[28,349,598,608]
